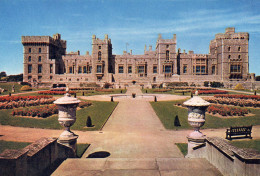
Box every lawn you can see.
[0,140,31,153]
[77,143,90,157]
[175,143,188,156]
[229,139,260,153]
[150,100,260,130]
[0,100,118,131]
[142,88,250,96]
[0,82,23,95]
[76,89,126,96]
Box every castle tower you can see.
[209,27,249,81]
[91,34,112,81]
[22,34,66,84]
[156,34,177,76]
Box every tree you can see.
[174,115,181,127]
[86,116,93,127]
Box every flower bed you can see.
[204,97,260,107]
[192,90,228,95]
[214,94,260,101]
[79,101,92,108]
[0,95,52,102]
[12,105,58,118]
[207,105,250,116]
[0,97,56,109]
[153,89,171,92]
[38,90,76,95]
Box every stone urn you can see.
[183,91,210,157]
[54,88,80,150]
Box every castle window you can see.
[28,76,32,80]
[153,66,157,73]
[83,66,87,73]
[128,66,132,73]
[28,65,32,73]
[238,55,241,60]
[99,46,101,49]
[38,65,42,73]
[138,66,145,73]
[50,64,53,73]
[228,55,231,59]
[28,56,31,62]
[118,66,124,73]
[183,65,187,73]
[69,67,73,74]
[50,76,53,80]
[166,50,170,60]
[230,65,241,73]
[29,48,31,53]
[38,56,41,62]
[97,65,102,73]
[78,66,82,74]
[228,46,231,51]
[212,66,216,74]
[89,66,92,73]
[238,46,241,51]
[39,48,41,53]
[98,51,102,60]
[165,65,171,73]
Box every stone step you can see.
[52,158,223,176]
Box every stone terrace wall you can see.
[0,137,75,176]
[189,137,260,176]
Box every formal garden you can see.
[0,93,118,131]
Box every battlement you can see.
[92,34,111,44]
[22,34,66,48]
[215,27,249,40]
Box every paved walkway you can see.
[82,86,183,159]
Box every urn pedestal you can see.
[183,91,210,158]
[54,88,81,153]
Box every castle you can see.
[22,27,256,88]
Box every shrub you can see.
[20,85,32,91]
[234,83,245,90]
[86,116,93,127]
[211,81,224,88]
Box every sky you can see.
[0,0,259,75]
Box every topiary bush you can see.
[234,83,245,90]
[20,85,32,91]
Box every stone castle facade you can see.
[22,27,256,88]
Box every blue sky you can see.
[0,0,260,75]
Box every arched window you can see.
[228,46,231,51]
[228,55,231,59]
[98,51,101,60]
[166,50,169,60]
[238,46,241,51]
[238,55,241,60]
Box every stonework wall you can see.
[188,137,260,176]
[0,137,75,176]
[22,28,256,88]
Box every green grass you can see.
[0,101,118,131]
[0,140,31,153]
[176,143,188,156]
[76,89,126,96]
[77,143,90,157]
[0,82,23,95]
[151,100,260,130]
[229,139,260,152]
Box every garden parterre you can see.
[0,95,55,109]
